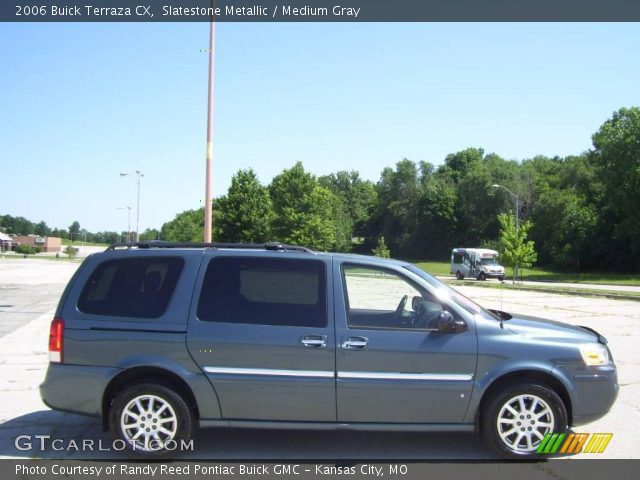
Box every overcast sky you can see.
[1,23,639,232]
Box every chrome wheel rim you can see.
[120,394,177,452]
[497,394,555,452]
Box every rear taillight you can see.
[48,317,64,363]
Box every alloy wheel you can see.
[120,394,178,452]
[496,394,555,452]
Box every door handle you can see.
[300,335,327,348]
[341,336,368,350]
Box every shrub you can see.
[15,244,38,255]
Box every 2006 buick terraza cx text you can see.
[40,242,618,458]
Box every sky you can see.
[1,22,639,233]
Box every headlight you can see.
[579,343,610,366]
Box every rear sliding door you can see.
[187,252,335,422]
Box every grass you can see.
[412,261,452,276]
[445,278,640,301]
[412,261,640,286]
[0,252,82,262]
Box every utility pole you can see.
[204,10,216,242]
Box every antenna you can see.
[499,277,504,329]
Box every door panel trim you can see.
[204,366,334,378]
[338,371,473,381]
[204,367,472,382]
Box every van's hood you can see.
[492,311,601,344]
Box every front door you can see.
[187,253,335,422]
[334,261,477,424]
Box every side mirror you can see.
[436,311,467,334]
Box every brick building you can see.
[13,235,62,253]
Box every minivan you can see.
[40,242,618,458]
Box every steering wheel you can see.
[394,295,409,322]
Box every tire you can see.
[456,271,464,280]
[480,381,568,459]
[478,272,486,281]
[109,383,195,458]
[498,276,504,282]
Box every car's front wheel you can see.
[481,381,568,459]
[109,383,195,458]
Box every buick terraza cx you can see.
[40,242,618,458]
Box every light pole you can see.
[204,10,216,242]
[120,171,143,242]
[118,206,132,243]
[493,184,520,281]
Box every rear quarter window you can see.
[78,257,185,318]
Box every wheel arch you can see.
[101,366,200,431]
[475,369,573,430]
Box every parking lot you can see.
[0,258,638,459]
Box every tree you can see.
[497,213,537,283]
[530,186,597,270]
[34,221,50,236]
[161,208,204,242]
[269,162,336,251]
[139,228,161,241]
[372,236,391,258]
[68,221,81,242]
[416,163,457,259]
[0,215,34,236]
[367,159,421,256]
[319,170,377,235]
[217,169,274,243]
[450,150,519,247]
[590,107,640,271]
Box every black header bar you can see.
[3,0,640,22]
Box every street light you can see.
[120,171,143,242]
[117,206,132,243]
[493,184,520,281]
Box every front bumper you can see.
[482,272,505,279]
[552,364,619,426]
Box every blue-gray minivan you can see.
[40,242,618,459]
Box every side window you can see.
[342,265,444,330]
[197,257,327,328]
[78,257,185,318]
[452,252,464,264]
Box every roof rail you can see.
[105,241,315,253]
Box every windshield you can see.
[403,264,499,320]
[480,257,499,266]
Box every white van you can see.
[451,248,505,281]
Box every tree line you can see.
[161,107,640,272]
[2,107,639,272]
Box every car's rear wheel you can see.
[109,383,194,458]
[481,381,568,459]
[478,272,486,281]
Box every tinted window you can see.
[78,257,184,318]
[197,257,326,328]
